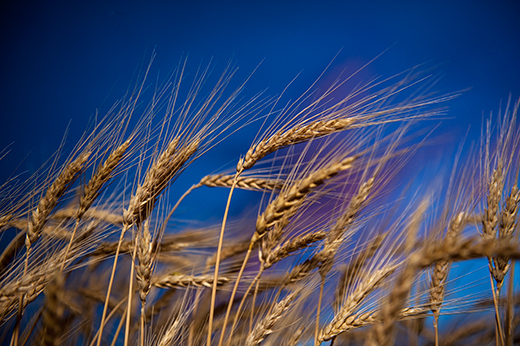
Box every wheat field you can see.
[0,58,519,346]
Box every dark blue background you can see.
[1,0,519,175]
[2,0,520,221]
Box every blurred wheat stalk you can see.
[0,57,519,346]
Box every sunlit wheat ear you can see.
[136,220,153,307]
[124,137,199,227]
[198,174,285,192]
[318,264,399,343]
[320,307,426,343]
[78,139,131,219]
[153,274,229,289]
[245,289,300,346]
[493,185,520,290]
[254,155,359,243]
[482,164,503,242]
[263,230,327,269]
[333,233,387,313]
[238,72,452,173]
[429,211,466,345]
[60,139,130,272]
[26,150,91,251]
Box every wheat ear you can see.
[368,237,520,346]
[255,155,358,243]
[334,233,386,313]
[61,139,129,271]
[315,177,374,344]
[245,290,300,346]
[429,211,466,346]
[153,274,229,288]
[319,307,426,342]
[319,264,398,343]
[493,186,520,290]
[26,150,91,251]
[199,174,285,191]
[135,219,153,346]
[219,155,358,346]
[12,151,89,346]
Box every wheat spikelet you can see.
[0,214,12,228]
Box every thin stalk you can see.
[225,268,264,346]
[505,261,515,346]
[97,224,131,346]
[217,244,254,346]
[88,296,127,346]
[111,308,127,346]
[315,280,325,346]
[125,233,139,346]
[208,177,239,346]
[249,276,262,334]
[489,272,505,346]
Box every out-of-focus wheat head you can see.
[0,57,519,346]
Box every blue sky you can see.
[1,0,520,218]
[1,0,519,168]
